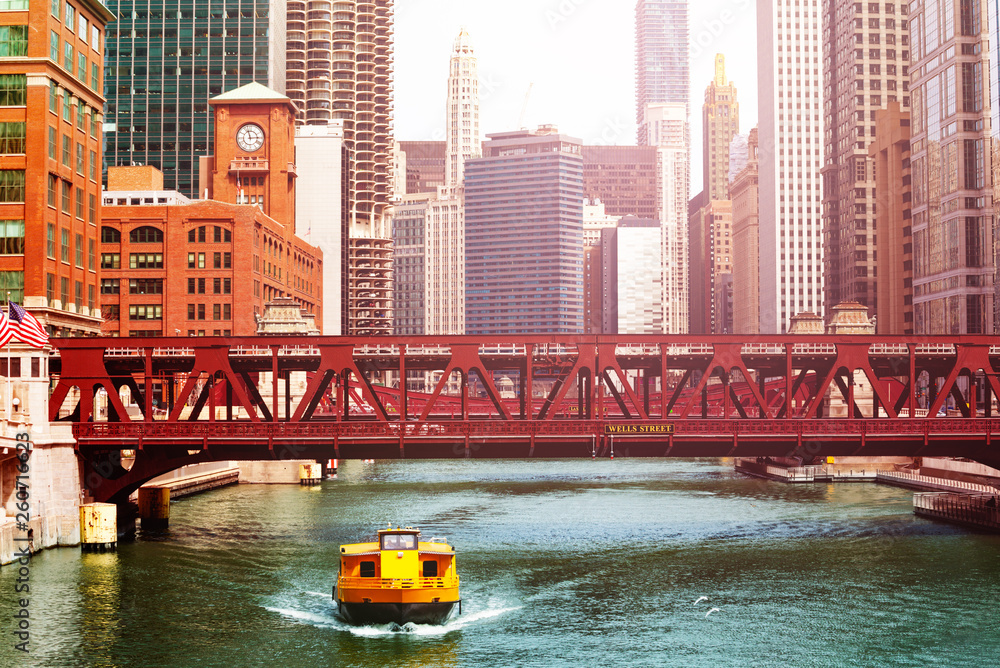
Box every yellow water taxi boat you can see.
[334,526,461,625]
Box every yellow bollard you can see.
[138,486,170,530]
[299,462,322,485]
[80,503,117,552]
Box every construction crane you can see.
[518,82,533,129]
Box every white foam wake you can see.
[265,603,521,637]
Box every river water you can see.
[3,459,999,667]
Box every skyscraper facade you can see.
[581,145,659,219]
[600,218,663,334]
[103,1,287,198]
[869,102,913,335]
[397,140,445,195]
[635,0,688,146]
[644,102,689,333]
[731,127,760,335]
[757,0,825,333]
[909,0,993,334]
[702,54,739,202]
[444,29,479,187]
[3,0,113,336]
[822,0,911,318]
[464,127,584,335]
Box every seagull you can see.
[694,596,709,606]
[705,608,721,618]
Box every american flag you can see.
[8,302,49,348]
[0,308,13,347]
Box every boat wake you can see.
[264,603,520,637]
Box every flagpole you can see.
[6,291,10,420]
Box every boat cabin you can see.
[340,527,456,583]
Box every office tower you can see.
[688,199,733,334]
[757,0,825,333]
[643,103,689,333]
[822,0,911,318]
[465,127,584,334]
[296,120,345,334]
[635,0,689,146]
[397,141,446,195]
[731,128,760,335]
[600,218,663,334]
[445,29,479,187]
[909,0,993,333]
[868,102,912,334]
[583,199,619,246]
[702,54,739,202]
[2,0,113,336]
[103,1,287,198]
[582,146,659,219]
[393,189,463,335]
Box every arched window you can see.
[100,226,120,243]
[130,226,163,243]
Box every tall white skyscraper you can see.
[757,0,825,333]
[445,29,480,187]
[643,103,689,334]
[393,29,473,336]
[635,1,689,145]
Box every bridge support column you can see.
[138,486,170,531]
[80,503,117,552]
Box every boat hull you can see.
[338,599,458,626]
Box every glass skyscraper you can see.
[103,1,286,198]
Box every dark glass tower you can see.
[102,1,286,198]
[465,127,585,335]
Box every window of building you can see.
[130,278,163,295]
[61,180,70,213]
[77,52,86,81]
[60,228,70,262]
[46,273,54,304]
[0,25,27,57]
[75,232,83,266]
[63,41,72,71]
[129,305,162,321]
[130,226,163,243]
[88,193,96,223]
[0,74,25,106]
[0,219,23,255]
[60,276,68,306]
[47,174,57,207]
[0,121,25,154]
[198,278,205,294]
[224,252,231,269]
[75,186,83,218]
[74,280,82,310]
[100,253,120,269]
[88,238,95,270]
[49,29,59,61]
[47,224,55,258]
[91,63,98,90]
[49,84,56,112]
[223,303,231,320]
[129,253,163,269]
[48,126,57,160]
[213,226,232,242]
[100,278,119,294]
[213,304,221,320]
[0,169,24,202]
[0,270,23,303]
[103,304,119,320]
[88,284,95,311]
[62,135,70,165]
[76,142,84,173]
[213,252,221,268]
[90,150,97,180]
[197,304,205,320]
[101,226,120,243]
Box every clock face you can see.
[236,123,264,152]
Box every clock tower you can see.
[208,82,297,228]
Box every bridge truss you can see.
[50,335,1000,502]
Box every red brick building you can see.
[1,0,113,335]
[99,83,322,337]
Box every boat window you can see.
[422,561,438,578]
[381,533,418,550]
[359,561,375,578]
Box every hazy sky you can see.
[395,0,758,194]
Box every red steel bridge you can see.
[49,335,1000,503]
